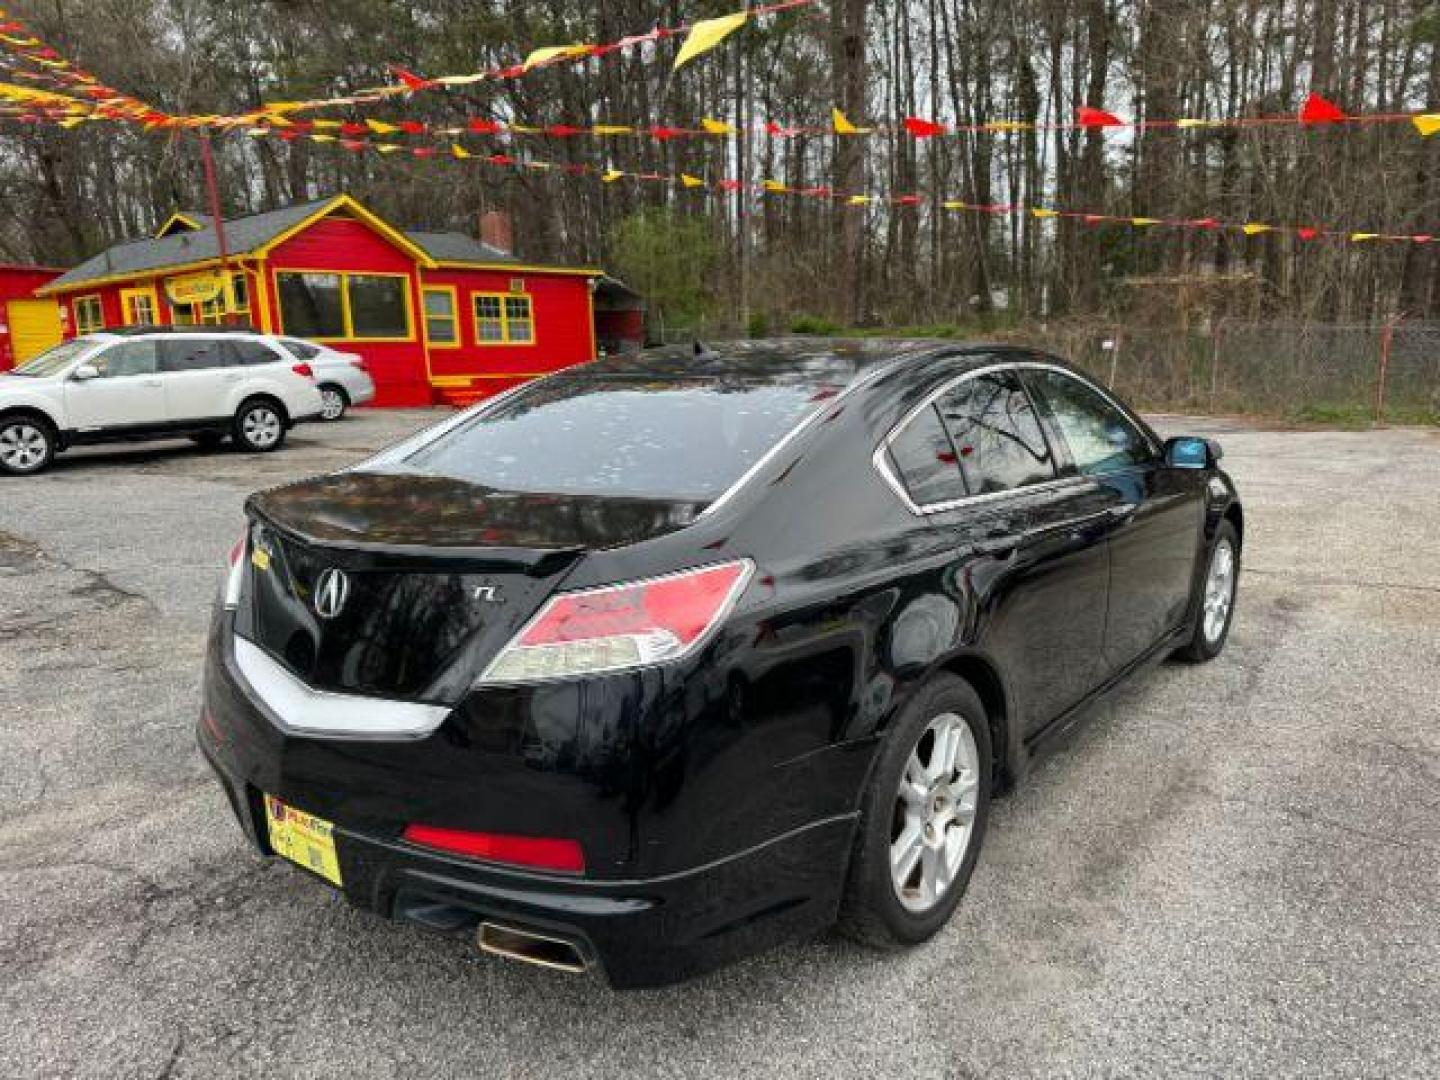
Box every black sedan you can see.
[199,340,1242,988]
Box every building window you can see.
[228,272,250,319]
[171,272,251,326]
[505,295,534,342]
[472,292,534,345]
[74,294,104,334]
[423,287,458,346]
[121,287,158,326]
[277,272,345,337]
[276,271,411,340]
[348,274,409,338]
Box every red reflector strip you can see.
[401,824,585,873]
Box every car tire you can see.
[837,674,992,950]
[1174,520,1240,663]
[0,413,57,476]
[232,398,287,453]
[318,385,349,422]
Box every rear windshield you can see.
[400,375,835,501]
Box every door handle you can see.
[1107,502,1140,523]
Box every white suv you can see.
[0,329,325,475]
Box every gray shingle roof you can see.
[43,198,334,291]
[405,230,516,264]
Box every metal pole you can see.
[1209,320,1223,414]
[1374,315,1400,427]
[198,134,235,322]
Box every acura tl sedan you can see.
[199,340,1242,988]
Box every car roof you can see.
[101,325,262,337]
[578,337,1016,389]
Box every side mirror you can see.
[1164,436,1222,469]
[72,363,100,382]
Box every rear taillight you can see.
[221,530,247,609]
[401,824,585,873]
[479,559,753,685]
[291,363,315,379]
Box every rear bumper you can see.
[198,622,859,987]
[200,736,851,988]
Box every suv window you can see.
[159,338,232,373]
[886,404,966,507]
[91,341,158,379]
[1024,368,1153,475]
[231,340,283,366]
[935,370,1055,494]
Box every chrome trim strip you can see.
[233,635,450,739]
[872,360,1154,517]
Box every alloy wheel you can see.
[242,407,282,449]
[1203,538,1236,643]
[891,712,981,913]
[0,422,49,472]
[320,389,346,421]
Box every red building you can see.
[34,195,608,407]
[0,264,64,371]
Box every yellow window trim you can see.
[470,290,536,347]
[73,293,105,334]
[421,284,461,350]
[119,285,160,326]
[273,268,417,343]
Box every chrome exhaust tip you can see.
[477,922,588,974]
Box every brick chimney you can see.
[479,211,514,256]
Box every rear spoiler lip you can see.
[243,501,587,576]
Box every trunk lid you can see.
[235,470,704,703]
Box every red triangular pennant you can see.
[389,66,433,91]
[398,120,427,134]
[1076,106,1124,128]
[903,116,947,138]
[1296,227,1319,240]
[467,119,501,134]
[1299,92,1346,124]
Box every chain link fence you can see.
[999,320,1440,425]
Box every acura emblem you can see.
[313,568,351,620]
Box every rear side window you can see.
[401,376,832,501]
[886,404,966,507]
[935,370,1055,494]
[279,339,320,360]
[231,340,283,366]
[159,339,231,372]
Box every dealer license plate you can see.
[263,794,343,887]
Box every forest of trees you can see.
[2,0,1438,334]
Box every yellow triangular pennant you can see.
[376,143,404,154]
[523,44,592,72]
[592,124,633,135]
[762,179,788,193]
[832,108,870,135]
[701,117,736,136]
[451,144,471,159]
[1030,208,1059,219]
[311,119,341,130]
[1130,217,1161,226]
[673,11,748,70]
[1243,223,1273,236]
[602,169,625,183]
[680,173,705,188]
[366,119,398,135]
[847,195,871,206]
[1413,113,1440,137]
[1350,232,1378,242]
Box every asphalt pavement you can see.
[1,410,1436,1078]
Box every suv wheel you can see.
[318,385,349,422]
[0,416,57,476]
[233,400,286,453]
[837,674,992,949]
